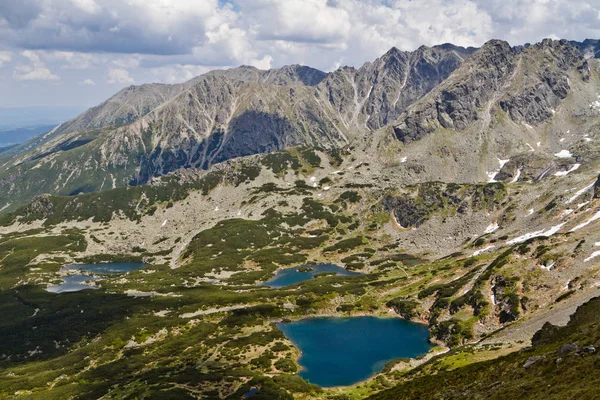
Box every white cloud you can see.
[81,78,96,85]
[13,51,60,81]
[0,51,11,67]
[1,0,600,106]
[240,0,351,43]
[70,0,101,14]
[250,54,272,70]
[149,65,212,83]
[107,68,134,84]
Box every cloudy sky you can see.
[1,0,599,108]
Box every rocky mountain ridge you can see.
[0,39,598,212]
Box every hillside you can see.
[0,37,599,400]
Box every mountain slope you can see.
[0,44,474,211]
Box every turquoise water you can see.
[46,262,145,293]
[260,263,360,288]
[46,275,100,293]
[277,316,432,387]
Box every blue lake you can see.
[66,262,146,274]
[260,263,361,288]
[277,316,432,387]
[46,262,145,293]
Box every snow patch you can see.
[486,158,510,183]
[400,156,408,163]
[584,251,600,262]
[554,164,581,177]
[540,262,555,271]
[566,183,594,204]
[561,209,574,217]
[506,223,566,245]
[161,219,168,227]
[554,150,572,158]
[484,222,499,234]
[510,169,521,183]
[473,245,495,256]
[526,143,535,152]
[569,210,600,232]
[577,201,590,209]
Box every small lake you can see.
[46,262,145,293]
[277,316,432,387]
[260,263,361,288]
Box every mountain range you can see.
[1,37,600,399]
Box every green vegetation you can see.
[369,297,600,400]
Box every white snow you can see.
[323,186,331,191]
[332,170,343,175]
[510,169,521,183]
[309,176,316,182]
[526,143,535,152]
[584,251,600,262]
[161,219,168,227]
[486,171,499,182]
[506,223,566,245]
[561,209,574,217]
[473,245,495,256]
[554,150,572,158]
[537,141,541,147]
[585,137,593,142]
[484,222,499,234]
[31,308,40,317]
[540,262,555,271]
[528,208,535,216]
[566,182,595,204]
[554,164,581,177]
[559,138,565,142]
[569,210,600,232]
[487,158,510,183]
[214,206,219,211]
[400,156,408,163]
[577,201,590,209]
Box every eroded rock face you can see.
[0,38,595,211]
[499,39,583,125]
[393,39,587,143]
[394,40,518,143]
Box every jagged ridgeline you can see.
[0,39,598,213]
[2,42,474,211]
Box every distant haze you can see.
[0,106,85,128]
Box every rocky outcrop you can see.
[320,43,475,131]
[499,39,583,125]
[205,64,328,86]
[570,38,600,59]
[393,40,518,143]
[393,39,587,143]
